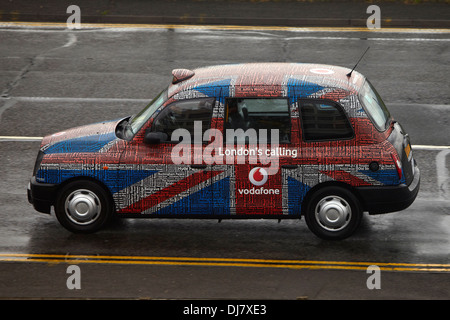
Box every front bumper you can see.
[27,176,58,214]
[356,160,420,215]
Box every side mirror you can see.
[144,130,168,144]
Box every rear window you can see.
[300,100,354,141]
[224,98,291,144]
[359,80,391,131]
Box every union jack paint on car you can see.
[28,63,420,239]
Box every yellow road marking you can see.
[1,21,450,33]
[1,253,449,273]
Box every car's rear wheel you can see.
[304,186,362,240]
[55,180,113,233]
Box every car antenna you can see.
[346,47,370,78]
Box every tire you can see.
[55,180,113,233]
[304,186,362,240]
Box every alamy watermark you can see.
[66,5,81,29]
[64,5,381,31]
[366,265,381,290]
[66,265,81,290]
[367,5,381,30]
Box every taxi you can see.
[28,63,420,239]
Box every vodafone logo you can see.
[238,167,279,195]
[249,167,268,186]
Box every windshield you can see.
[120,88,168,140]
[359,80,391,131]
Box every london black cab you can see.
[28,63,420,240]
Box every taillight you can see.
[391,152,402,180]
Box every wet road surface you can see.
[0,23,449,300]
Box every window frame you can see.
[150,97,216,145]
[298,98,355,143]
[222,97,293,145]
[121,88,168,141]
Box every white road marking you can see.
[1,22,450,39]
[2,96,149,103]
[0,99,17,120]
[414,145,450,150]
[436,150,450,200]
[0,136,43,141]
[62,33,77,48]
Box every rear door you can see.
[220,97,296,216]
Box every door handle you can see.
[282,165,298,169]
[191,164,207,169]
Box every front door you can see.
[116,97,218,216]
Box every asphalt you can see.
[1,0,449,28]
[0,24,449,300]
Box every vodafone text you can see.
[238,187,280,195]
[238,167,280,194]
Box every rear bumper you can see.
[356,160,420,214]
[27,176,58,214]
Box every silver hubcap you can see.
[64,189,101,225]
[315,195,352,232]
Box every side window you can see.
[224,98,291,143]
[300,100,353,141]
[152,98,214,142]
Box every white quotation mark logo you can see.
[367,5,381,30]
[66,5,81,30]
[249,167,268,186]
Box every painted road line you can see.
[0,253,449,273]
[0,136,43,141]
[413,145,450,150]
[436,149,450,200]
[7,96,149,103]
[1,21,450,34]
[283,36,450,42]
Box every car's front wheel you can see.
[304,186,362,240]
[55,180,113,233]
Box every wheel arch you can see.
[301,181,363,217]
[55,175,116,212]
